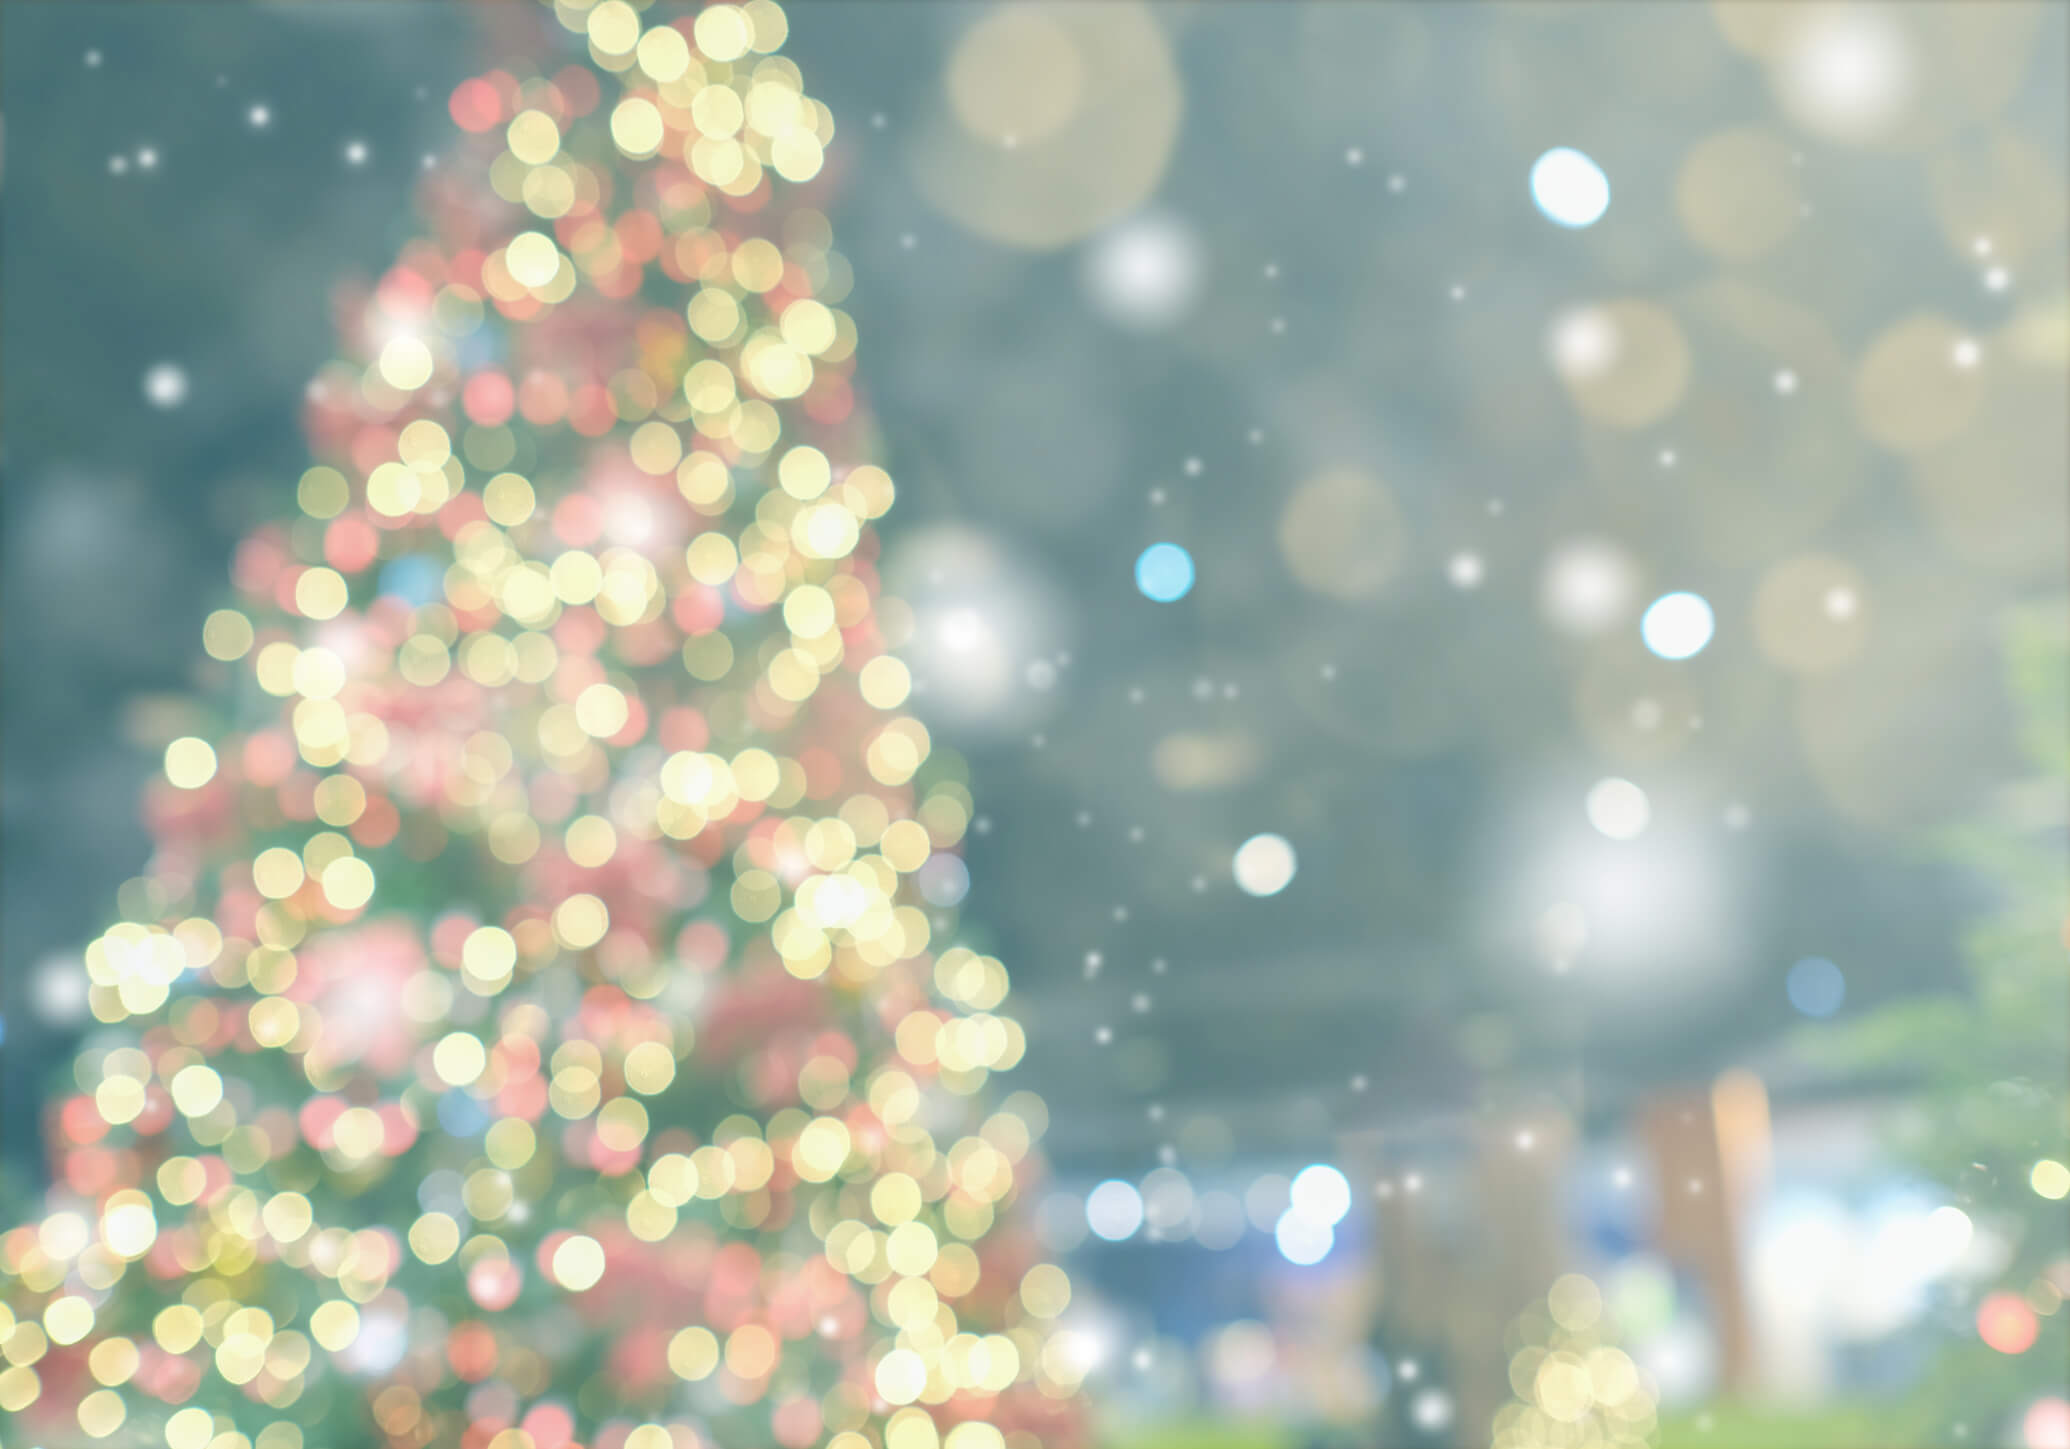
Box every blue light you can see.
[437,1089,490,1138]
[1135,542,1195,602]
[1787,957,1846,1018]
[378,553,444,607]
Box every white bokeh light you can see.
[142,362,189,409]
[881,524,1068,734]
[1410,1389,1455,1432]
[1586,778,1651,840]
[1772,5,1915,144]
[1086,1179,1145,1241]
[1082,211,1205,331]
[1290,1164,1352,1227]
[1641,591,1716,660]
[1496,798,1741,1002]
[1274,1209,1333,1266]
[1140,1167,1197,1238]
[1540,538,1638,636]
[1233,833,1297,896]
[33,954,89,1024]
[1530,147,1611,228]
[1547,306,1621,383]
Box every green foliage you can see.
[1655,1400,1888,1449]
[1800,599,2070,1430]
[1100,1421,1292,1449]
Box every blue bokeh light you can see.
[1787,956,1846,1018]
[1135,542,1195,602]
[379,553,445,607]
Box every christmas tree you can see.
[0,4,1090,1447]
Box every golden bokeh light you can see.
[1278,468,1406,602]
[1674,127,1803,262]
[913,2,1182,248]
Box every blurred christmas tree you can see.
[1815,599,2069,1444]
[0,4,1090,1447]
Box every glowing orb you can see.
[1531,147,1611,228]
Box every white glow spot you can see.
[33,955,89,1024]
[1290,1164,1352,1227]
[1923,1205,1973,1272]
[1086,1179,1144,1241]
[1447,552,1485,589]
[1586,777,1651,840]
[1274,1209,1334,1265]
[1411,1389,1455,1431]
[1530,147,1611,228]
[1233,833,1297,897]
[1774,6,1915,144]
[1641,592,1715,659]
[1541,538,1637,636]
[1548,306,1621,382]
[1082,212,1204,332]
[143,362,189,409]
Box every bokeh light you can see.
[1787,956,1847,1017]
[1135,542,1196,602]
[1541,537,1640,637]
[1978,1292,2040,1355]
[1585,777,1651,840]
[1087,1179,1146,1241]
[2030,1159,2070,1201]
[1233,833,1297,897]
[1641,591,1716,659]
[1770,5,1916,144]
[1083,211,1203,331]
[2025,1397,2070,1449]
[1289,1164,1351,1227]
[141,361,188,408]
[1273,1208,1333,1266]
[1530,147,1612,228]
